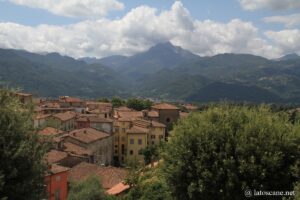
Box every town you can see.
[15,92,197,199]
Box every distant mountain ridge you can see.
[1,42,300,103]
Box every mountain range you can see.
[1,42,300,103]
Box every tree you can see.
[140,145,159,165]
[124,167,172,200]
[111,97,125,107]
[98,98,110,103]
[68,175,112,200]
[0,89,47,200]
[162,104,300,200]
[126,98,153,111]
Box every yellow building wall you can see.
[113,121,131,164]
[148,127,165,146]
[126,133,147,163]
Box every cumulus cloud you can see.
[263,13,300,27]
[8,0,124,18]
[265,29,300,55]
[0,1,287,58]
[239,0,300,11]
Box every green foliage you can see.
[124,168,172,200]
[126,98,153,111]
[68,175,111,200]
[162,104,300,200]
[111,97,125,107]
[0,89,47,200]
[140,145,160,165]
[98,97,110,103]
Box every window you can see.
[166,118,170,123]
[115,150,118,154]
[130,139,134,144]
[122,128,126,133]
[151,135,156,139]
[129,150,133,155]
[121,145,125,155]
[138,139,142,145]
[115,127,119,133]
[159,135,163,140]
[152,141,155,145]
[115,145,118,148]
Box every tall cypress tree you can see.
[0,90,47,200]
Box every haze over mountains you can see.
[1,42,300,103]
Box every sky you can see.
[0,0,299,59]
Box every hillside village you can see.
[15,92,196,199]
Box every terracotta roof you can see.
[46,150,68,164]
[117,117,132,122]
[89,117,113,123]
[60,97,83,103]
[16,92,32,97]
[38,127,64,136]
[115,106,132,111]
[53,112,76,121]
[48,164,69,175]
[88,108,111,114]
[34,114,51,120]
[67,128,110,144]
[133,119,166,128]
[63,142,93,156]
[151,121,166,128]
[42,102,61,108]
[69,162,128,189]
[152,103,179,110]
[117,111,143,120]
[148,110,159,117]
[127,126,149,134]
[106,182,130,195]
[76,117,89,122]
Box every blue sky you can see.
[0,0,299,58]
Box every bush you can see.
[162,104,300,200]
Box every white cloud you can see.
[263,13,300,27]
[0,1,289,58]
[239,0,300,11]
[265,29,300,55]
[8,0,124,18]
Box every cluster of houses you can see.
[16,92,197,200]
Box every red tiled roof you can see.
[151,121,166,128]
[48,164,69,175]
[106,182,130,195]
[89,117,113,123]
[34,114,51,120]
[152,103,179,110]
[60,97,83,103]
[53,112,76,121]
[69,162,128,189]
[67,128,109,144]
[148,110,159,117]
[127,126,149,134]
[46,150,68,164]
[16,92,32,97]
[38,127,64,136]
[63,142,93,156]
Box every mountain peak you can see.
[277,53,299,61]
